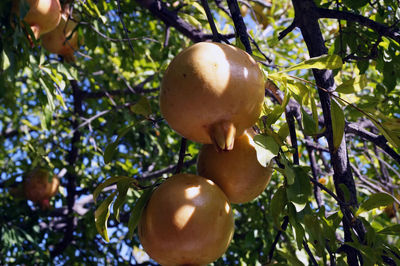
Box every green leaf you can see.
[131,97,152,117]
[264,105,284,126]
[336,75,366,94]
[39,77,55,111]
[279,156,295,185]
[2,50,10,70]
[270,186,287,228]
[276,250,305,266]
[286,166,312,204]
[310,94,319,133]
[287,82,309,104]
[343,0,368,9]
[370,119,400,149]
[278,123,290,141]
[330,98,345,151]
[287,203,305,250]
[253,135,280,167]
[95,191,117,242]
[127,187,154,239]
[93,176,132,203]
[283,54,343,73]
[113,179,131,222]
[104,124,135,164]
[356,192,395,216]
[302,108,318,136]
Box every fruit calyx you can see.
[209,120,236,151]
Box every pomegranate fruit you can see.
[197,130,273,204]
[139,173,234,265]
[17,0,62,40]
[160,42,265,151]
[23,168,60,208]
[41,12,79,62]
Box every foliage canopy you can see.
[0,0,399,265]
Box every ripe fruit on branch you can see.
[16,0,62,40]
[42,12,79,62]
[160,42,265,151]
[197,130,273,204]
[23,168,60,209]
[139,173,234,265]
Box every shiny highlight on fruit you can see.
[17,0,62,40]
[160,42,265,151]
[139,173,234,266]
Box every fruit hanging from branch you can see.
[197,130,273,203]
[160,42,265,151]
[139,173,234,265]
[23,168,60,209]
[41,10,80,62]
[15,0,62,40]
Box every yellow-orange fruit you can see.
[23,168,60,208]
[42,13,79,62]
[197,131,273,204]
[139,173,234,266]
[160,42,265,151]
[18,0,62,40]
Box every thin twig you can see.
[303,240,319,266]
[268,216,289,262]
[226,0,252,54]
[174,138,187,174]
[200,0,222,42]
[116,0,136,56]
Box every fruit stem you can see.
[209,121,236,151]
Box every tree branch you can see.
[291,0,365,264]
[345,122,400,164]
[51,80,83,257]
[317,8,400,43]
[135,0,234,42]
[226,0,252,54]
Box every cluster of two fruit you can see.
[14,0,79,61]
[139,42,272,265]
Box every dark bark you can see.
[316,8,400,43]
[226,0,252,54]
[135,0,234,42]
[289,0,366,264]
[51,80,83,257]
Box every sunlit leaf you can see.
[95,191,117,242]
[286,166,312,204]
[93,176,132,203]
[113,179,131,222]
[356,192,395,216]
[253,135,279,167]
[330,98,345,151]
[336,75,366,94]
[283,54,343,72]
